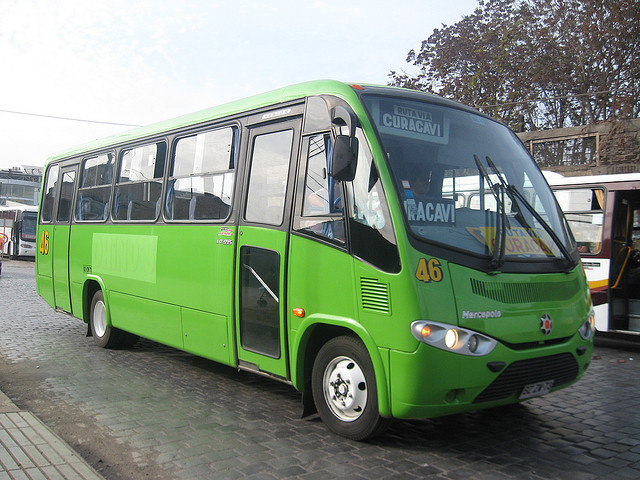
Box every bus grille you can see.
[470,278,580,304]
[473,353,579,404]
[360,278,390,314]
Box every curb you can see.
[0,389,106,480]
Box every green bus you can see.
[36,80,594,440]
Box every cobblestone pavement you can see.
[1,259,640,480]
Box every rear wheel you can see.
[311,335,389,440]
[89,290,137,348]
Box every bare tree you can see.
[390,0,640,131]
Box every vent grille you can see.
[474,353,579,404]
[470,278,580,304]
[360,278,390,314]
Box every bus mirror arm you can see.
[330,106,358,182]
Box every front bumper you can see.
[388,332,593,419]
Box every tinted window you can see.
[362,94,572,263]
[294,133,345,244]
[166,127,236,221]
[554,187,604,254]
[113,143,166,221]
[245,130,293,225]
[56,171,76,222]
[77,153,114,221]
[40,164,59,223]
[346,128,400,272]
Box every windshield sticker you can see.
[467,226,554,256]
[404,197,455,225]
[377,101,450,144]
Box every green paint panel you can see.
[109,291,182,348]
[92,233,158,283]
[182,308,230,364]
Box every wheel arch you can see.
[291,318,391,417]
[82,276,108,325]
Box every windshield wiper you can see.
[474,155,507,270]
[483,156,575,270]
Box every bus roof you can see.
[545,172,640,187]
[45,80,484,165]
[0,203,38,212]
[46,80,362,163]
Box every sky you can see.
[0,0,479,171]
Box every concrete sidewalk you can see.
[0,389,105,480]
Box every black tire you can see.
[89,290,133,348]
[311,335,390,440]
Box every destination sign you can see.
[376,100,449,144]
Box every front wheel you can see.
[311,335,389,440]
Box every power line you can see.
[0,108,142,127]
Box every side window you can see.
[56,171,76,223]
[113,142,166,221]
[554,187,604,254]
[245,129,294,225]
[293,133,345,244]
[40,164,59,223]
[346,129,400,272]
[77,153,114,221]
[166,127,236,221]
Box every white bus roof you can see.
[0,203,38,211]
[543,171,640,187]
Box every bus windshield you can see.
[362,95,575,268]
[22,211,38,241]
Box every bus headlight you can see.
[411,321,497,356]
[444,329,459,349]
[579,309,596,340]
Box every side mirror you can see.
[330,105,359,182]
[330,135,358,182]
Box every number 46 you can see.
[415,258,443,283]
[39,231,50,255]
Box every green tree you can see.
[390,0,640,131]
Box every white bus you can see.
[547,173,640,338]
[0,204,39,258]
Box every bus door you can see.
[609,191,640,333]
[235,118,301,379]
[52,166,77,313]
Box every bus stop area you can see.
[1,259,639,480]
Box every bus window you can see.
[293,133,345,244]
[346,129,400,273]
[633,208,640,250]
[113,142,166,221]
[245,130,294,225]
[554,188,604,254]
[41,164,59,223]
[56,171,76,223]
[77,153,114,222]
[21,211,37,242]
[468,191,514,212]
[166,127,236,221]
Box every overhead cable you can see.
[0,108,142,127]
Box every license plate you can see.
[520,380,554,399]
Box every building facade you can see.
[0,166,42,206]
